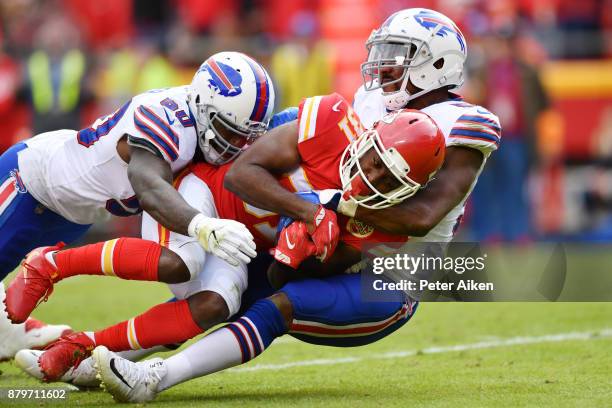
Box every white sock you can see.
[158,327,242,391]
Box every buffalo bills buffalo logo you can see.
[200,60,243,97]
[413,10,466,53]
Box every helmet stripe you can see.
[243,55,270,122]
[207,59,235,91]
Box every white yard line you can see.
[231,328,612,373]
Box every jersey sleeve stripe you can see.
[134,114,179,161]
[298,98,313,142]
[453,123,499,137]
[242,54,270,122]
[138,106,180,146]
[450,127,500,142]
[304,96,322,141]
[449,129,500,145]
[456,114,501,131]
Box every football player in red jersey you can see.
[87,97,446,403]
[15,93,444,387]
[93,7,502,401]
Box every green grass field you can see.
[1,275,611,407]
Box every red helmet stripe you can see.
[207,59,234,91]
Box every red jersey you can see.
[191,93,409,252]
[190,163,280,251]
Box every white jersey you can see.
[18,86,198,224]
[353,86,501,242]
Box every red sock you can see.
[93,300,203,351]
[54,238,161,281]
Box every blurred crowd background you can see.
[0,0,611,243]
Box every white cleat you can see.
[0,285,71,361]
[15,349,100,388]
[93,346,167,403]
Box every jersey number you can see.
[337,107,363,142]
[243,203,277,243]
[160,98,194,128]
[77,100,131,148]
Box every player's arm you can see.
[128,146,255,266]
[354,146,484,236]
[224,121,320,225]
[127,146,196,235]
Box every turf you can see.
[1,275,610,407]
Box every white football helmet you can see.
[188,52,275,165]
[361,8,467,110]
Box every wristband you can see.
[337,197,358,218]
[187,213,207,237]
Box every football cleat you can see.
[0,284,72,361]
[93,346,167,403]
[0,318,72,362]
[4,243,64,324]
[15,350,100,388]
[38,332,95,382]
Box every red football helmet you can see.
[339,109,445,209]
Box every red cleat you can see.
[4,243,64,324]
[38,332,95,382]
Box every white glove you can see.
[189,214,257,266]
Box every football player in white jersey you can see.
[347,8,500,239]
[0,52,275,360]
[88,9,502,403]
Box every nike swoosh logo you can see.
[285,230,296,249]
[110,358,133,389]
[164,109,176,125]
[332,101,342,112]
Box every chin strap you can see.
[202,129,216,151]
[382,63,463,110]
[199,128,223,164]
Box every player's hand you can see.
[305,205,340,263]
[192,216,257,266]
[273,221,316,269]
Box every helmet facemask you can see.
[361,32,432,93]
[339,129,422,210]
[360,16,466,110]
[192,96,268,165]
